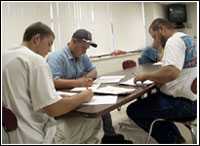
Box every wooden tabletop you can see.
[57,65,160,118]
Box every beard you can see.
[160,35,167,48]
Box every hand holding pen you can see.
[79,76,93,88]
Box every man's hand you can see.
[134,73,148,84]
[78,77,93,87]
[79,89,93,102]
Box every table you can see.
[57,65,160,118]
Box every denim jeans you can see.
[126,90,196,143]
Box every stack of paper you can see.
[120,78,153,86]
[93,85,136,95]
[82,95,118,105]
[56,91,117,105]
[94,75,125,84]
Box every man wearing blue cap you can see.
[47,29,132,143]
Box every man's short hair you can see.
[23,22,55,41]
[149,18,175,31]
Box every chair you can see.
[191,78,197,94]
[122,60,136,70]
[2,106,18,143]
[146,78,197,144]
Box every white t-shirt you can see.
[2,46,62,143]
[160,32,197,100]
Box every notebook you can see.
[93,85,136,95]
[93,75,125,84]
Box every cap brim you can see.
[82,39,97,48]
[89,42,97,48]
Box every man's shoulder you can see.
[167,32,186,46]
[171,32,187,40]
[48,48,67,60]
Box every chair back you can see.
[2,106,18,132]
[191,78,197,94]
[122,60,136,70]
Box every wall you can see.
[143,3,166,46]
[91,52,141,76]
[1,2,146,57]
[143,2,197,46]
[91,2,198,76]
[184,3,197,38]
[1,2,197,76]
[1,2,52,55]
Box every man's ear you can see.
[32,34,41,46]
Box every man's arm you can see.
[135,65,180,85]
[54,77,93,90]
[54,79,82,90]
[42,89,93,117]
[85,68,97,79]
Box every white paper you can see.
[56,91,77,96]
[120,78,154,86]
[94,75,125,84]
[153,61,163,66]
[82,95,118,105]
[57,91,117,105]
[93,85,136,95]
[70,83,101,92]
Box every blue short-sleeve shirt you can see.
[47,46,95,79]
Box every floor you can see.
[97,101,196,144]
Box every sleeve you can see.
[29,62,62,111]
[82,55,96,72]
[161,37,186,70]
[47,54,64,79]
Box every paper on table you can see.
[120,78,153,86]
[93,85,136,95]
[153,61,163,66]
[82,95,118,105]
[70,83,101,92]
[57,91,117,105]
[56,91,77,96]
[94,75,125,84]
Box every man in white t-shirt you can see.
[2,22,101,144]
[127,18,197,144]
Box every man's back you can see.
[2,46,58,143]
[160,32,197,100]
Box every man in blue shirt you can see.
[138,39,163,65]
[47,29,97,89]
[47,29,132,143]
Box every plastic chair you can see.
[146,78,197,144]
[122,60,136,70]
[3,106,18,132]
[2,106,18,143]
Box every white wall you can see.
[1,2,198,75]
[1,2,146,57]
[184,3,197,38]
[91,52,141,76]
[1,2,52,55]
[143,2,197,46]
[143,3,166,47]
